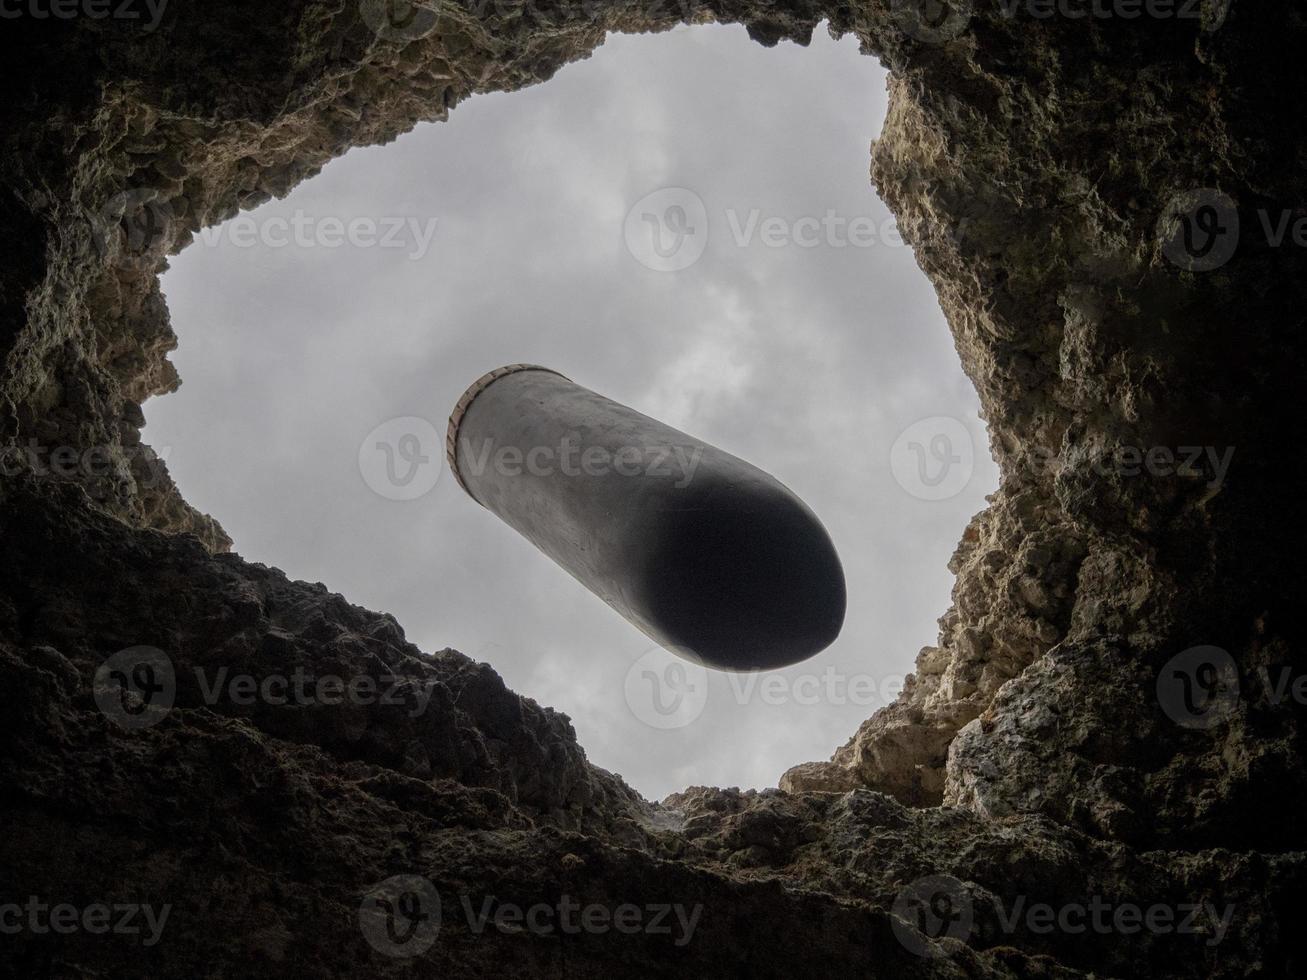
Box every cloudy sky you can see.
[147,23,998,801]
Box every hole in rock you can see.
[147,23,999,800]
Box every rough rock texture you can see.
[3,1,1305,977]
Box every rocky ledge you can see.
[2,1,1304,976]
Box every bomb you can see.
[447,365,846,671]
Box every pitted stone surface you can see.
[3,2,1305,976]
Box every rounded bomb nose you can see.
[640,478,847,671]
[449,364,847,673]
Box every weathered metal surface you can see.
[448,366,845,670]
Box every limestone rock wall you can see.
[2,1,1304,976]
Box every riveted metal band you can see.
[446,364,569,499]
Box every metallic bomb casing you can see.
[447,365,846,671]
